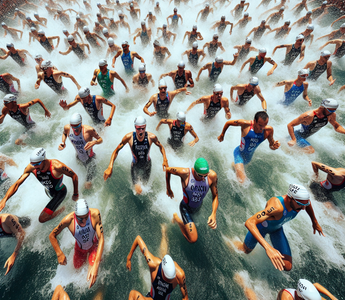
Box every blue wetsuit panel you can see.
[281,82,304,106]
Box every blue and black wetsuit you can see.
[167,120,185,149]
[307,62,327,81]
[146,263,174,300]
[209,62,222,81]
[281,82,304,106]
[82,95,105,124]
[156,93,170,118]
[121,51,134,73]
[131,131,151,184]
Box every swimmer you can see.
[62,29,83,45]
[126,236,188,299]
[320,39,345,59]
[304,50,335,85]
[36,60,81,94]
[144,11,156,28]
[59,113,102,189]
[181,42,206,67]
[287,99,345,154]
[218,111,280,183]
[157,24,177,45]
[44,4,58,17]
[106,38,121,57]
[260,0,288,15]
[233,12,252,30]
[187,83,231,120]
[277,279,338,300]
[33,13,48,26]
[265,20,291,40]
[60,87,116,126]
[94,22,107,36]
[233,38,258,62]
[213,0,232,7]
[291,11,312,28]
[74,15,89,33]
[246,20,272,42]
[0,154,17,198]
[133,21,152,47]
[154,1,162,16]
[12,8,27,26]
[51,285,70,300]
[0,148,79,223]
[36,30,60,53]
[0,73,20,95]
[97,2,115,16]
[91,59,129,97]
[83,26,106,49]
[315,24,345,41]
[116,11,131,34]
[272,34,306,66]
[1,23,23,41]
[231,77,267,110]
[159,61,194,89]
[312,1,333,19]
[167,7,183,30]
[210,16,233,35]
[23,16,46,30]
[54,9,71,26]
[203,33,225,57]
[112,40,144,73]
[34,54,58,74]
[144,79,191,118]
[331,14,345,28]
[103,116,168,194]
[0,94,51,145]
[195,3,214,22]
[29,27,39,45]
[196,54,238,82]
[59,35,90,60]
[156,111,199,149]
[152,40,171,65]
[97,13,110,28]
[240,48,277,76]
[132,63,155,90]
[233,184,323,271]
[166,157,218,243]
[0,214,30,275]
[291,0,309,16]
[274,69,311,106]
[265,6,285,26]
[108,18,119,32]
[49,199,104,288]
[182,25,204,48]
[300,24,314,47]
[126,3,141,21]
[0,43,32,67]
[231,0,250,20]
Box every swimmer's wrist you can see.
[73,193,78,196]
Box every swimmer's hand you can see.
[90,80,97,86]
[267,69,274,76]
[34,83,40,89]
[195,77,199,82]
[84,141,95,151]
[58,143,66,150]
[162,159,168,171]
[217,133,224,142]
[313,221,325,237]
[308,99,312,107]
[287,139,296,147]
[45,109,51,118]
[329,79,336,86]
[103,167,113,181]
[104,118,112,127]
[265,246,285,271]
[57,252,67,265]
[207,214,217,229]
[149,111,157,117]
[126,259,132,271]
[87,265,98,288]
[166,188,174,199]
[126,87,130,93]
[188,140,197,147]
[185,91,191,95]
[270,140,280,150]
[4,253,16,275]
[72,194,78,201]
[59,100,68,110]
[112,63,115,68]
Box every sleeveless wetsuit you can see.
[109,22,118,31]
[0,75,18,95]
[96,69,115,97]
[0,218,13,238]
[9,51,25,66]
[171,14,178,29]
[249,56,264,74]
[304,34,312,43]
[83,95,105,124]
[154,49,165,65]
[131,132,151,184]
[308,62,327,81]
[234,6,244,19]
[218,22,227,34]
[188,32,198,47]
[9,105,35,129]
[269,13,281,25]
[238,46,250,61]
[168,120,185,149]
[209,62,222,81]
[138,74,149,87]
[239,18,249,28]
[174,71,186,89]
[283,44,301,65]
[331,30,345,40]
[72,44,86,60]
[188,51,199,67]
[40,38,53,53]
[208,43,218,57]
[59,14,70,26]
[244,196,298,256]
[201,9,210,21]
[236,86,254,106]
[140,30,150,46]
[204,99,221,119]
[335,41,345,58]
[234,121,265,165]
[121,51,134,73]
[281,82,304,106]
[86,35,101,48]
[44,73,65,94]
[34,161,67,215]
[130,9,138,20]
[147,263,174,300]
[312,7,323,19]
[163,31,170,44]
[156,92,170,118]
[275,27,288,39]
[253,26,266,41]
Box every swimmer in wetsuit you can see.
[126,235,188,300]
[104,116,168,194]
[83,26,106,49]
[320,39,345,59]
[300,24,314,48]
[166,7,183,30]
[0,73,20,95]
[152,40,171,65]
[315,24,345,42]
[59,35,90,60]
[156,111,199,149]
[233,184,324,271]
[234,12,252,29]
[233,38,258,62]
[246,20,272,42]
[36,30,60,53]
[265,20,291,40]
[291,11,312,28]
[287,99,345,154]
[0,148,79,223]
[274,69,311,106]
[112,40,144,73]
[195,3,213,22]
[1,23,23,40]
[49,199,104,288]
[231,0,250,20]
[187,83,231,120]
[181,42,206,68]
[159,61,194,90]
[240,48,277,76]
[0,154,17,198]
[231,77,267,110]
[202,33,225,58]
[304,50,335,85]
[218,111,280,183]
[91,59,129,98]
[157,24,177,45]
[0,43,32,67]
[166,158,218,243]
[0,213,30,275]
[132,63,155,91]
[133,22,152,47]
[273,34,306,65]
[210,15,233,35]
[182,25,203,48]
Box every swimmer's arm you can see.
[186,96,205,112]
[219,42,225,53]
[159,71,173,80]
[94,33,106,43]
[144,95,156,116]
[171,87,188,99]
[239,58,251,73]
[302,82,312,106]
[166,167,189,198]
[256,90,267,110]
[0,155,17,167]
[208,171,219,229]
[0,107,9,124]
[265,12,275,23]
[59,96,80,110]
[224,53,238,66]
[266,127,280,150]
[55,162,78,197]
[315,34,329,42]
[287,114,307,142]
[195,10,202,22]
[246,27,255,38]
[58,71,81,90]
[21,98,51,117]
[156,118,170,131]
[90,69,98,86]
[230,86,238,102]
[265,27,277,35]
[297,45,306,62]
[151,134,168,170]
[0,51,10,59]
[311,161,337,179]
[328,114,345,134]
[176,267,188,300]
[148,74,155,87]
[113,71,129,92]
[133,51,145,63]
[195,64,208,81]
[187,124,199,147]
[179,14,183,25]
[313,283,338,300]
[326,61,335,85]
[218,119,246,141]
[164,48,171,63]
[50,36,60,48]
[272,44,287,55]
[182,31,188,44]
[222,98,231,119]
[319,40,334,50]
[274,80,287,87]
[58,125,69,150]
[99,97,116,126]
[331,15,345,27]
[266,57,277,76]
[133,31,141,44]
[51,285,70,300]
[305,204,324,236]
[171,32,177,45]
[58,46,72,55]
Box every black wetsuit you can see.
[208,43,218,57]
[209,62,222,81]
[237,88,254,105]
[138,75,149,87]
[131,132,151,184]
[86,34,101,48]
[154,49,165,65]
[146,263,174,300]
[168,120,185,149]
[308,62,327,81]
[238,46,250,61]
[0,76,12,94]
[331,30,344,40]
[283,44,301,65]
[275,27,288,39]
[72,44,86,60]
[43,73,65,94]
[82,95,105,124]
[40,38,53,53]
[188,32,198,47]
[140,30,150,46]
[156,92,170,118]
[8,105,35,129]
[250,56,264,74]
[174,71,186,89]
[297,113,328,139]
[188,51,199,67]
[335,41,345,58]
[253,26,266,41]
[163,31,170,44]
[268,13,282,25]
[9,51,25,66]
[218,22,227,34]
[205,100,221,119]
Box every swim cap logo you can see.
[289,184,300,195]
[36,148,45,157]
[162,257,167,265]
[298,281,307,291]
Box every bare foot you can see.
[85,182,92,189]
[135,183,142,194]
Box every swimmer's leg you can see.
[270,227,292,271]
[39,187,67,223]
[128,290,151,300]
[295,135,315,154]
[233,225,267,253]
[232,240,253,254]
[131,164,142,195]
[73,244,88,269]
[298,145,315,154]
[234,163,247,184]
[234,273,258,300]
[15,139,26,146]
[51,285,69,300]
[39,206,65,223]
[159,223,168,258]
[172,214,198,243]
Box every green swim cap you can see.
[194,158,209,174]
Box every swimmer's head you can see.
[296,34,304,42]
[139,63,146,72]
[213,83,223,93]
[18,217,31,229]
[15,8,19,11]
[110,17,114,21]
[78,87,91,98]
[249,77,259,86]
[97,12,101,17]
[153,39,160,46]
[322,1,327,6]
[321,98,338,111]
[158,79,167,89]
[26,16,31,20]
[296,279,321,300]
[134,116,146,135]
[163,24,167,28]
[118,10,123,16]
[34,13,39,17]
[306,11,312,15]
[298,69,309,79]
[3,94,17,104]
[245,37,252,44]
[162,255,176,280]
[261,20,266,24]
[97,2,101,6]
[1,22,6,27]
[83,26,90,33]
[285,20,290,25]
[103,28,109,34]
[174,7,177,12]
[30,147,46,164]
[99,59,107,67]
[38,30,45,36]
[213,33,219,39]
[244,12,249,17]
[192,41,198,48]
[94,21,100,26]
[194,158,209,175]
[6,43,14,48]
[254,111,269,123]
[41,60,53,69]
[205,3,210,8]
[287,184,310,201]
[75,199,89,217]
[108,38,114,46]
[122,40,129,47]
[141,21,146,27]
[70,113,82,126]
[215,56,223,64]
[341,23,345,29]
[192,25,197,30]
[76,15,81,20]
[177,61,185,68]
[149,11,152,15]
[307,24,314,31]
[321,50,331,59]
[34,54,42,60]
[221,16,225,20]
[30,27,36,32]
[63,28,68,33]
[258,48,267,58]
[279,6,285,11]
[176,111,186,122]
[67,35,74,42]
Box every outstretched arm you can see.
[59,71,81,89]
[208,172,219,229]
[151,134,168,170]
[313,283,338,300]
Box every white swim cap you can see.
[321,98,338,110]
[192,41,198,48]
[2,22,6,26]
[134,116,146,126]
[30,147,46,163]
[285,20,290,25]
[139,63,146,71]
[296,34,304,41]
[97,12,101,16]
[57,9,62,13]
[30,27,36,32]
[97,2,101,5]
[246,37,252,43]
[193,24,197,30]
[259,48,267,53]
[103,28,109,34]
[149,11,152,14]
[45,3,48,6]
[76,15,81,19]
[63,28,68,33]
[279,6,285,10]
[159,79,167,87]
[163,24,167,28]
[6,43,14,48]
[287,184,310,200]
[141,21,146,26]
[307,10,312,15]
[75,199,89,216]
[213,33,218,38]
[110,17,114,21]
[38,30,45,35]
[26,16,31,20]
[215,56,223,63]
[307,24,314,30]
[78,87,90,98]
[3,94,17,104]
[296,279,321,300]
[41,60,53,68]
[15,8,19,11]
[94,21,100,25]
[174,7,177,11]
[176,111,186,122]
[321,50,331,57]
[67,35,74,41]
[177,61,185,68]
[99,59,107,66]
[122,40,129,45]
[221,16,225,20]
[322,1,327,5]
[154,39,160,46]
[108,38,114,45]
[34,54,42,59]
[70,113,82,125]
[340,23,345,28]
[298,69,309,76]
[83,26,89,33]
[118,10,123,15]
[162,255,176,280]
[34,12,39,16]
[213,83,223,92]
[249,77,259,86]
[244,12,249,17]
[205,2,209,7]
[130,2,133,6]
